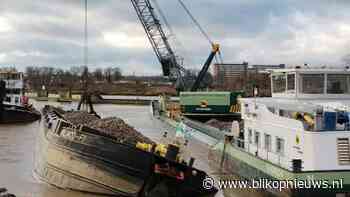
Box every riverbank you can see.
[27,94,179,106]
[26,82,177,97]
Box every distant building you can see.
[213,63,285,96]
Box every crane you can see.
[131,0,221,92]
[130,0,186,91]
[191,43,220,91]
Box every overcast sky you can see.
[0,0,350,75]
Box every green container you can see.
[180,91,244,114]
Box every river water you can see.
[0,101,226,197]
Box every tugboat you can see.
[211,67,350,197]
[0,68,40,124]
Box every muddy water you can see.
[0,101,228,197]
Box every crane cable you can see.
[152,0,192,69]
[82,0,88,111]
[84,0,88,69]
[177,0,223,64]
[177,0,212,44]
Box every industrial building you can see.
[212,63,285,96]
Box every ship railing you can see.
[53,119,81,135]
[230,136,245,150]
[53,117,137,148]
[229,135,293,171]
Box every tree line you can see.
[25,66,122,91]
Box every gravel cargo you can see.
[63,111,154,145]
[205,119,232,130]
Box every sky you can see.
[0,0,350,75]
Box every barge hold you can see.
[35,105,217,197]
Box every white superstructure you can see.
[239,67,350,172]
[0,68,24,106]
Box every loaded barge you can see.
[34,106,217,197]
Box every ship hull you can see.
[0,104,41,124]
[34,120,152,196]
[210,142,350,197]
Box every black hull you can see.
[0,104,41,124]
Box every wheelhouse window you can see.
[327,74,350,94]
[300,74,324,94]
[0,73,21,80]
[276,137,285,155]
[264,134,272,152]
[287,74,295,92]
[5,97,11,103]
[254,131,260,147]
[272,74,286,93]
[248,128,252,144]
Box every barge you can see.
[34,106,218,197]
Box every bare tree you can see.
[104,67,112,83]
[93,68,103,81]
[112,67,122,81]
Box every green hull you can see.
[211,142,350,196]
[158,114,350,196]
[180,91,243,114]
[182,105,235,114]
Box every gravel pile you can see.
[86,117,154,145]
[63,111,154,145]
[63,111,99,125]
[205,119,232,130]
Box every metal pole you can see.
[84,0,88,68]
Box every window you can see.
[327,74,350,94]
[264,134,272,152]
[248,129,252,144]
[276,137,285,155]
[300,74,324,94]
[267,107,275,114]
[272,74,286,93]
[254,131,260,147]
[287,74,295,91]
[279,109,285,117]
[5,97,11,103]
[15,97,19,104]
[13,89,21,94]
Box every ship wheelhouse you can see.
[271,68,350,100]
[0,69,24,106]
[239,68,350,173]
